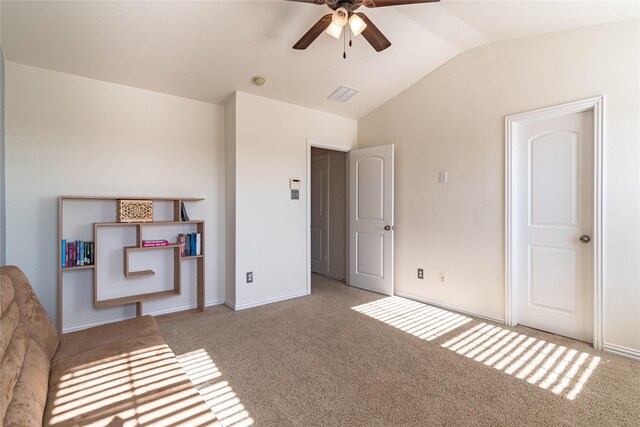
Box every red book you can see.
[177,234,186,256]
[142,240,170,247]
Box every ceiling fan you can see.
[287,0,440,53]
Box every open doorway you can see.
[310,147,347,286]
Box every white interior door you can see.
[349,144,394,295]
[516,110,593,342]
[310,155,328,275]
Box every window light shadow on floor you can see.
[49,344,221,426]
[352,297,600,400]
[177,349,254,427]
[352,296,473,341]
[440,322,601,400]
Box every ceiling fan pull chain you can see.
[349,27,353,47]
[343,28,347,59]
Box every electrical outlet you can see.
[246,272,253,283]
[417,268,424,279]
[440,273,446,283]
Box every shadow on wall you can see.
[352,297,601,400]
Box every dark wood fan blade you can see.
[293,14,333,50]
[362,0,439,7]
[284,0,324,4]
[283,0,336,5]
[356,13,391,52]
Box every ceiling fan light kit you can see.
[326,22,343,39]
[348,14,367,36]
[289,0,440,55]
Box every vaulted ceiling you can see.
[1,1,638,119]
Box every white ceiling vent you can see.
[327,85,359,103]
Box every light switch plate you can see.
[439,171,448,183]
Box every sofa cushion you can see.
[1,325,29,421]
[3,339,51,427]
[45,332,219,426]
[2,266,60,426]
[1,266,59,360]
[54,315,160,362]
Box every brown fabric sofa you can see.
[1,266,219,426]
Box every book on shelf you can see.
[181,202,190,221]
[80,241,85,266]
[61,239,95,267]
[176,232,203,257]
[142,239,170,247]
[177,234,186,256]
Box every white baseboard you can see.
[62,299,226,333]
[393,290,505,324]
[62,317,136,334]
[233,290,309,311]
[225,298,236,310]
[603,343,640,361]
[145,299,225,317]
[206,299,226,307]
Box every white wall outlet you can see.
[439,273,446,283]
[438,171,448,183]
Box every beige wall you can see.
[5,63,225,329]
[231,91,357,309]
[358,19,640,355]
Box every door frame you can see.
[306,138,352,294]
[505,96,604,349]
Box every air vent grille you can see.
[327,85,359,103]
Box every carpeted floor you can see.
[157,274,640,426]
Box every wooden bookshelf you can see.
[57,196,205,333]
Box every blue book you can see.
[61,239,67,268]
[84,242,89,265]
[79,241,85,266]
[191,234,196,256]
[185,233,191,256]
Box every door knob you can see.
[579,235,591,243]
[384,225,391,231]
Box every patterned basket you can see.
[117,200,153,223]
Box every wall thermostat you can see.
[290,179,301,190]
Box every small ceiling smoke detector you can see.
[252,75,266,86]
[327,85,359,103]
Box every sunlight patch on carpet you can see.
[351,296,472,341]
[352,297,601,400]
[177,349,254,427]
[440,323,601,400]
[49,345,220,426]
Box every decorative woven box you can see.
[117,200,153,223]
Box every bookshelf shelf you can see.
[58,196,205,333]
[62,265,96,271]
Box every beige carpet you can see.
[157,274,640,426]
